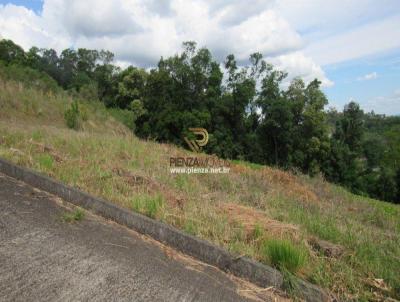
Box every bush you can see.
[64,100,81,130]
[262,239,307,273]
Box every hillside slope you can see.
[0,69,399,301]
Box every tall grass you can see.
[262,239,307,273]
[131,194,164,219]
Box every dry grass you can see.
[218,203,299,240]
[0,76,399,300]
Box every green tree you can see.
[0,39,26,65]
[286,78,329,174]
[136,42,217,147]
[115,66,147,109]
[337,101,364,152]
[373,169,397,202]
[326,101,365,192]
[257,67,292,166]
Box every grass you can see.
[262,239,307,273]
[62,208,85,223]
[131,194,164,219]
[0,72,399,300]
[37,154,54,170]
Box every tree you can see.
[59,48,78,88]
[94,60,119,105]
[326,101,365,192]
[26,47,41,69]
[256,64,286,164]
[0,39,26,65]
[115,67,147,109]
[38,48,61,84]
[338,101,364,152]
[286,78,329,174]
[373,169,397,202]
[210,53,259,159]
[137,42,217,147]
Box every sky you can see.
[0,0,399,115]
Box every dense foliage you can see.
[1,38,399,203]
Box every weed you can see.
[131,194,164,219]
[281,267,301,298]
[251,223,264,241]
[262,239,307,274]
[175,174,189,191]
[64,100,81,130]
[37,154,54,170]
[306,217,341,242]
[62,208,85,222]
[183,219,198,235]
[31,130,43,140]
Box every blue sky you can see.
[0,0,399,114]
[0,0,42,12]
[324,49,400,112]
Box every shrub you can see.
[262,239,307,273]
[64,100,81,130]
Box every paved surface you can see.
[0,173,284,302]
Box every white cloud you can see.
[0,4,69,51]
[357,72,378,81]
[208,0,275,26]
[55,1,143,38]
[304,14,400,66]
[271,52,334,87]
[0,0,337,87]
[275,0,400,40]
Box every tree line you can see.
[1,39,399,203]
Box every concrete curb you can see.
[0,158,329,302]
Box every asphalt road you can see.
[0,173,285,302]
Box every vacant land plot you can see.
[0,75,399,300]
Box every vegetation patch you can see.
[64,100,82,130]
[131,194,165,219]
[62,208,85,223]
[262,239,307,274]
